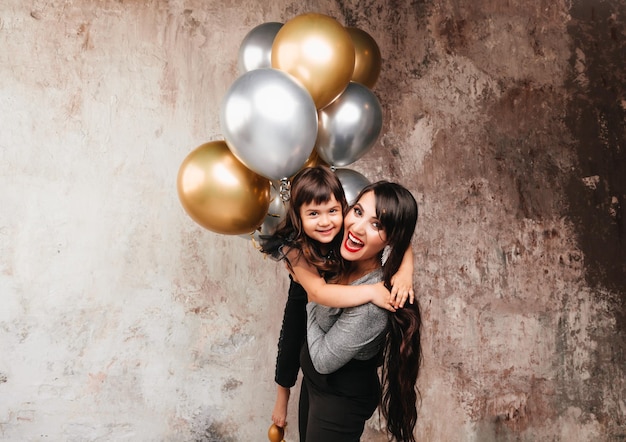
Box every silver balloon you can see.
[238,22,284,74]
[259,182,288,235]
[220,68,318,181]
[240,181,288,244]
[315,81,383,167]
[334,167,371,205]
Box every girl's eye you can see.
[309,211,318,216]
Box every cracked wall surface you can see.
[0,0,624,440]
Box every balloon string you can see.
[250,232,262,251]
[279,178,291,202]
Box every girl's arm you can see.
[272,385,290,428]
[389,246,415,308]
[284,248,395,311]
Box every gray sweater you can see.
[306,269,389,374]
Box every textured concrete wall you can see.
[1,0,624,441]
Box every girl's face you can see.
[340,191,388,269]
[299,195,343,244]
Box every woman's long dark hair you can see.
[353,181,422,442]
[260,166,348,277]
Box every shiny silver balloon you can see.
[238,22,284,74]
[221,68,318,181]
[315,81,383,167]
[240,181,288,244]
[334,167,371,205]
[259,182,288,235]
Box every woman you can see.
[287,181,422,442]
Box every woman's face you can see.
[340,191,388,268]
[299,194,344,244]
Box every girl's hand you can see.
[390,273,414,309]
[370,282,396,312]
[390,244,415,308]
[272,386,290,428]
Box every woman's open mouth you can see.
[344,232,364,253]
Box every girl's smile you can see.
[299,195,343,244]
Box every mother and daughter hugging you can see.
[260,165,422,442]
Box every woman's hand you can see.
[370,282,396,312]
[390,273,414,309]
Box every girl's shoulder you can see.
[282,244,302,263]
[261,234,299,260]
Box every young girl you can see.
[260,166,415,430]
[290,181,422,441]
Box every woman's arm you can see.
[307,302,388,374]
[284,248,394,311]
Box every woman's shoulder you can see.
[350,268,384,286]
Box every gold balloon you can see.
[272,13,355,109]
[177,141,270,235]
[267,423,285,442]
[286,149,328,185]
[302,148,327,169]
[347,27,382,89]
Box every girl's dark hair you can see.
[352,181,421,442]
[260,166,348,276]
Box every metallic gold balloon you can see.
[271,13,355,109]
[177,141,270,235]
[284,149,328,186]
[347,27,382,89]
[302,148,327,169]
[267,423,284,442]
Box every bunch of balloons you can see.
[177,12,383,236]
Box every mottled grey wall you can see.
[0,0,624,441]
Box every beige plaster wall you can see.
[1,0,624,441]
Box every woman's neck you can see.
[345,259,382,284]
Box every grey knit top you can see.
[306,269,389,374]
